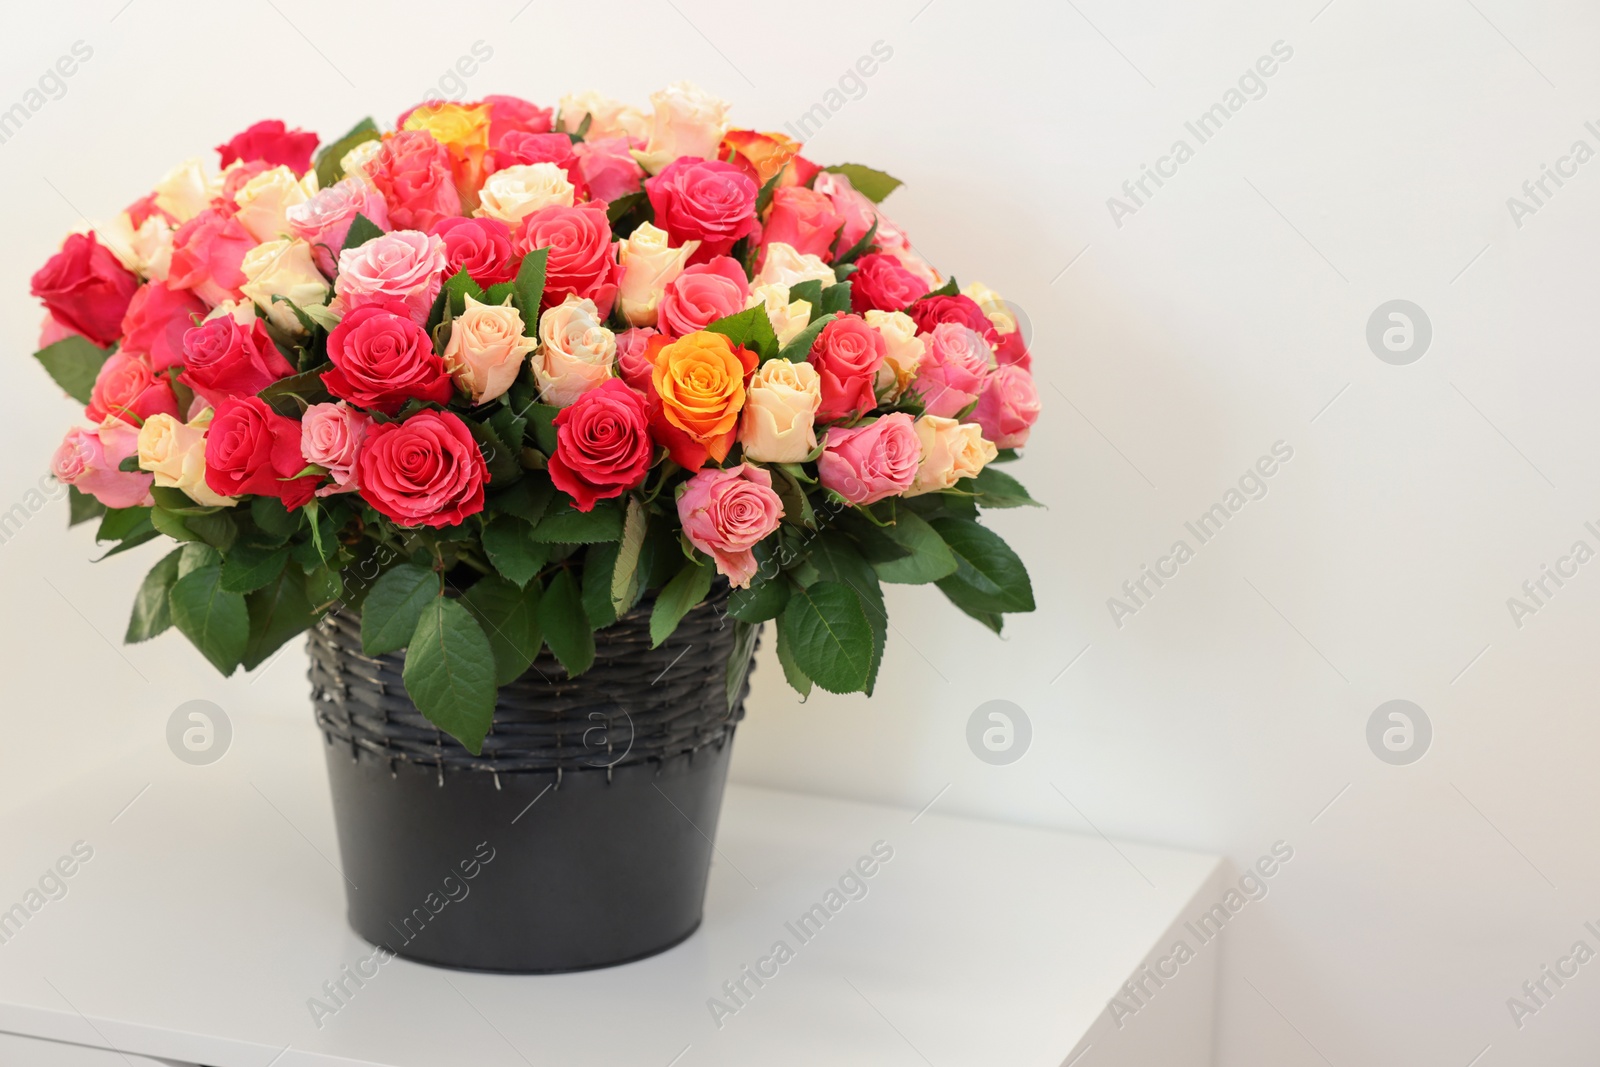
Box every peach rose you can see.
[443,293,538,404]
[634,81,731,174]
[905,414,997,496]
[136,409,238,508]
[864,309,925,399]
[534,294,617,407]
[739,358,820,463]
[617,222,699,327]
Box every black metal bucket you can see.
[307,586,755,973]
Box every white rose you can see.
[633,81,731,174]
[963,281,1018,335]
[234,166,318,244]
[864,309,926,399]
[443,294,538,404]
[240,239,330,335]
[746,283,812,347]
[559,91,648,142]
[754,242,837,289]
[340,139,384,186]
[99,210,174,282]
[153,157,221,223]
[534,295,617,407]
[618,222,698,327]
[475,163,575,226]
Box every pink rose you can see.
[87,351,180,426]
[657,257,749,337]
[487,131,586,198]
[38,311,81,349]
[817,413,920,505]
[205,396,320,509]
[574,137,645,202]
[482,94,554,146]
[813,171,879,253]
[912,323,992,418]
[367,130,463,231]
[808,314,885,422]
[994,329,1032,373]
[287,178,391,275]
[429,216,516,286]
[52,421,152,509]
[300,401,373,495]
[973,364,1041,449]
[646,157,758,263]
[512,202,622,316]
[762,185,842,261]
[168,207,255,307]
[615,327,659,392]
[179,315,295,407]
[906,294,998,344]
[849,253,925,315]
[119,282,207,372]
[30,232,140,346]
[676,464,785,588]
[333,229,449,326]
[323,300,454,415]
[217,119,319,174]
[356,409,487,528]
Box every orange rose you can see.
[719,130,817,189]
[402,101,491,200]
[646,331,757,470]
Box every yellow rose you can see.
[240,239,330,335]
[905,415,996,496]
[475,163,575,226]
[137,411,238,508]
[534,295,617,407]
[739,358,821,463]
[864,310,926,399]
[153,157,221,224]
[634,81,731,174]
[443,294,537,404]
[754,242,836,289]
[234,166,318,244]
[618,222,698,327]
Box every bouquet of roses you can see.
[30,82,1041,752]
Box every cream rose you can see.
[739,358,821,463]
[963,281,1018,335]
[136,410,238,508]
[746,283,812,348]
[754,242,836,289]
[617,222,698,327]
[865,309,926,399]
[634,81,731,174]
[204,299,259,325]
[475,163,575,226]
[442,293,538,404]
[559,90,649,141]
[534,294,617,407]
[240,239,331,335]
[905,415,997,496]
[100,210,174,282]
[234,166,318,244]
[153,157,221,224]
[340,139,384,186]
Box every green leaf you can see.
[787,279,824,311]
[818,282,852,318]
[823,163,903,203]
[835,217,879,266]
[97,505,151,543]
[360,562,440,656]
[34,336,110,405]
[874,511,959,584]
[315,117,379,188]
[705,305,779,362]
[465,417,523,486]
[185,511,238,553]
[513,248,549,332]
[770,466,817,529]
[938,580,1006,634]
[490,476,555,525]
[150,507,199,543]
[305,562,343,605]
[728,574,789,623]
[68,486,105,527]
[125,548,182,643]
[531,499,623,543]
[611,496,647,618]
[537,569,594,676]
[922,276,960,299]
[341,212,385,252]
[930,518,1035,613]
[969,466,1042,509]
[524,403,559,454]
[605,191,647,223]
[250,496,300,543]
[258,364,333,417]
[428,268,486,334]
[168,563,250,675]
[220,543,290,594]
[460,576,542,687]
[481,515,548,587]
[649,558,713,648]
[402,596,497,755]
[726,619,760,712]
[774,312,836,363]
[778,581,872,694]
[242,563,316,670]
[581,542,621,630]
[809,535,886,695]
[776,623,813,698]
[178,542,219,577]
[149,486,220,516]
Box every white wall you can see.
[1,0,1597,1063]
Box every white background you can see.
[1,0,1597,1063]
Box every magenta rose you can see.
[849,253,926,315]
[333,229,449,326]
[817,413,920,505]
[574,137,645,202]
[907,294,998,344]
[30,232,139,346]
[168,207,255,307]
[614,327,659,393]
[487,131,586,197]
[762,185,843,261]
[429,216,516,287]
[973,364,1041,449]
[912,323,992,418]
[809,314,886,422]
[646,158,758,263]
[657,257,749,338]
[323,300,454,416]
[288,179,391,276]
[300,401,373,495]
[179,316,295,407]
[677,464,785,588]
[205,396,320,509]
[87,351,180,426]
[217,119,319,174]
[482,94,554,146]
[356,409,487,528]
[120,282,207,372]
[547,380,654,512]
[367,130,463,231]
[513,202,621,316]
[52,421,152,509]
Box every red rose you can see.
[30,233,139,346]
[120,282,207,373]
[216,119,319,174]
[322,301,453,416]
[486,131,586,198]
[809,314,886,422]
[429,216,517,287]
[356,410,487,528]
[205,396,319,509]
[761,185,842,261]
[179,316,295,407]
[906,294,998,344]
[87,351,180,426]
[482,94,554,147]
[168,207,256,307]
[646,158,758,263]
[849,253,926,315]
[512,202,621,316]
[547,380,653,512]
[994,329,1032,373]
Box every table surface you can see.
[0,714,1221,1067]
